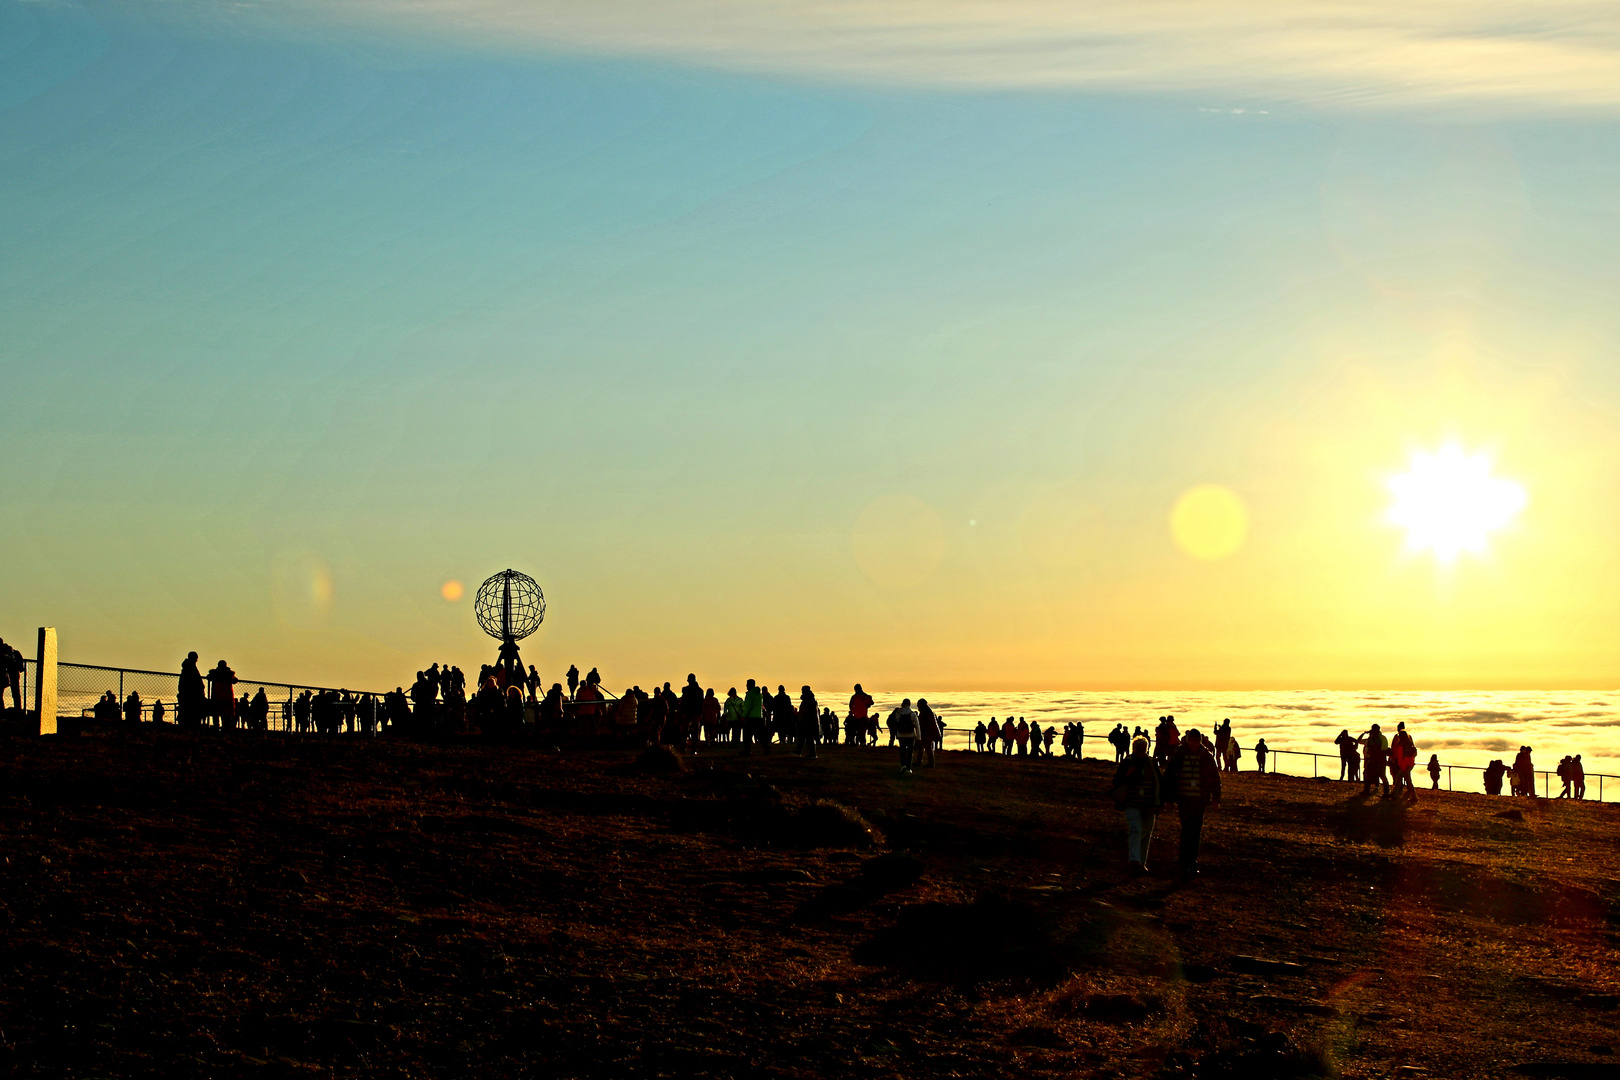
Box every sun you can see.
[1387,444,1526,562]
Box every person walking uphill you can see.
[1113,736,1163,876]
[1163,730,1221,880]
[892,699,920,775]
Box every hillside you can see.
[1,733,1617,1079]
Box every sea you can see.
[873,690,1620,800]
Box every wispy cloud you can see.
[326,0,1620,109]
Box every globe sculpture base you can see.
[496,636,524,684]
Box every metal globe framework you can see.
[475,569,546,642]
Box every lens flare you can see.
[1171,485,1248,561]
[1388,445,1526,562]
[441,580,465,602]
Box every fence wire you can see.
[16,659,388,733]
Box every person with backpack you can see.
[1222,738,1241,773]
[1162,730,1222,880]
[1359,725,1389,798]
[1390,722,1418,802]
[891,699,920,775]
[1112,736,1163,876]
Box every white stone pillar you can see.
[35,627,57,736]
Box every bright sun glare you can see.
[1388,444,1526,562]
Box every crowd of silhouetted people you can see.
[58,649,1599,810]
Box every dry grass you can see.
[0,733,1616,1078]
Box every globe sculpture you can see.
[474,569,545,681]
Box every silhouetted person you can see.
[525,665,541,701]
[151,699,166,725]
[1155,716,1181,767]
[848,684,873,746]
[1254,738,1268,772]
[1029,720,1043,758]
[1513,746,1536,797]
[1000,720,1014,756]
[796,686,819,758]
[610,689,637,744]
[682,675,705,751]
[123,691,142,728]
[1358,725,1389,797]
[1214,719,1232,766]
[177,652,206,728]
[916,699,939,767]
[1113,735,1162,876]
[1427,753,1441,790]
[892,699,919,774]
[722,688,743,744]
[1014,718,1029,756]
[1484,759,1506,795]
[541,683,565,735]
[986,718,1000,752]
[742,679,764,754]
[209,661,238,730]
[773,685,793,746]
[701,687,721,744]
[1573,754,1586,799]
[1163,730,1221,880]
[1390,722,1418,801]
[1335,729,1358,781]
[0,637,20,711]
[1111,724,1129,763]
[974,721,987,751]
[251,687,270,731]
[566,665,580,700]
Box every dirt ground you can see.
[1,731,1617,1079]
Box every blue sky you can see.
[5,0,1620,689]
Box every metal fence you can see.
[9,660,1615,800]
[16,658,389,733]
[1252,745,1615,803]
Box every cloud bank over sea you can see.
[879,689,1620,791]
